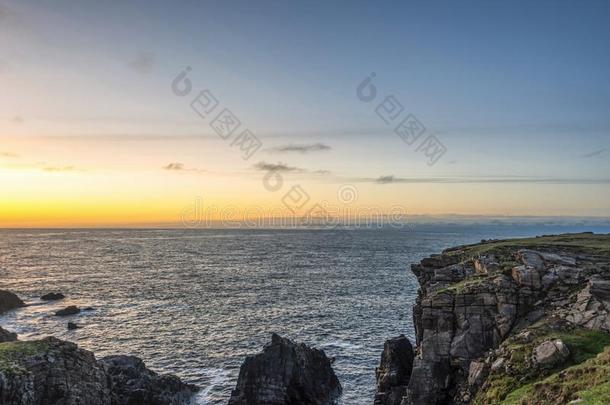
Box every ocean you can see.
[1,226,608,404]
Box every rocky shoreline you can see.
[2,232,610,404]
[374,232,610,404]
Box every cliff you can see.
[398,232,610,404]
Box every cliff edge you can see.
[398,232,610,404]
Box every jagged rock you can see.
[228,333,341,405]
[374,335,414,405]
[55,305,81,316]
[511,265,542,289]
[41,292,65,301]
[401,235,605,404]
[474,255,499,275]
[533,339,570,368]
[99,355,197,405]
[0,326,18,342]
[0,337,196,405]
[0,337,110,404]
[467,361,488,388]
[517,250,545,270]
[68,322,79,330]
[0,290,25,314]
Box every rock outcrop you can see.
[400,233,610,404]
[228,333,342,405]
[41,293,65,301]
[0,337,196,405]
[100,355,197,405]
[55,305,81,316]
[0,327,18,343]
[374,335,414,405]
[0,290,25,314]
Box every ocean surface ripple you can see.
[0,228,540,404]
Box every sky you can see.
[1,0,609,227]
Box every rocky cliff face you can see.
[398,233,610,404]
[229,333,342,405]
[0,337,197,405]
[374,335,414,405]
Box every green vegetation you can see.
[447,233,610,259]
[0,340,49,375]
[502,346,610,404]
[475,322,610,404]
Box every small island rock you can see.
[55,305,81,316]
[228,333,342,405]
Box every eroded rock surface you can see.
[228,333,342,405]
[0,337,196,405]
[401,233,610,404]
[374,335,414,405]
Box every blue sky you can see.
[1,0,609,224]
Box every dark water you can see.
[0,227,607,404]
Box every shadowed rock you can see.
[374,335,414,405]
[41,292,65,301]
[0,290,25,314]
[0,337,196,405]
[99,355,198,405]
[55,305,80,316]
[228,333,342,405]
[0,326,18,342]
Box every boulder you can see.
[0,337,110,404]
[0,326,18,342]
[99,355,197,405]
[0,290,25,314]
[0,337,196,405]
[374,335,414,405]
[68,322,79,330]
[228,333,342,405]
[534,339,570,368]
[41,292,65,301]
[467,361,488,388]
[55,306,81,316]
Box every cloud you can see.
[314,169,331,175]
[163,162,185,171]
[253,161,304,173]
[43,166,75,172]
[11,116,23,124]
[370,175,610,185]
[582,148,606,158]
[267,143,331,154]
[128,52,155,74]
[0,152,18,158]
[376,175,395,184]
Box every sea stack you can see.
[229,333,342,405]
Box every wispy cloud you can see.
[582,148,606,158]
[0,152,19,158]
[163,162,184,171]
[11,116,23,124]
[253,161,305,173]
[266,143,331,154]
[376,175,395,184]
[43,166,75,172]
[371,175,610,185]
[128,52,155,74]
[162,162,205,173]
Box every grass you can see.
[0,340,50,375]
[501,346,610,404]
[446,233,610,259]
[474,322,610,404]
